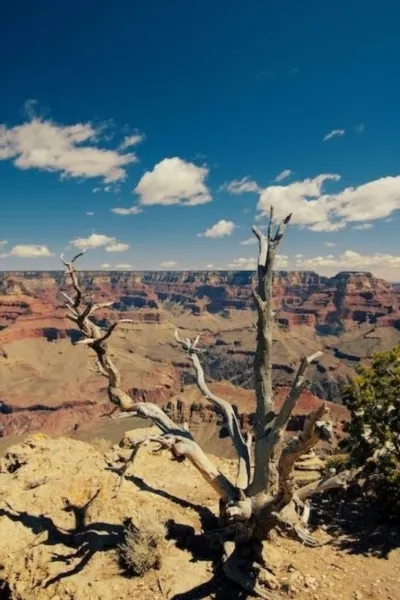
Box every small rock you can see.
[304,576,319,591]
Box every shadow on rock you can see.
[310,485,400,559]
[0,490,125,587]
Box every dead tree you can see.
[62,209,351,599]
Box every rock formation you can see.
[0,269,398,441]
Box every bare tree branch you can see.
[175,330,251,489]
[248,348,325,498]
[296,468,358,502]
[250,209,292,496]
[276,403,328,506]
[60,251,135,411]
[116,401,236,500]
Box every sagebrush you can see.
[118,515,167,576]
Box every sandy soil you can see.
[0,432,399,600]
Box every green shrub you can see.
[343,344,400,517]
[323,453,350,477]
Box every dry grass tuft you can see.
[118,515,167,576]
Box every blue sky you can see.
[1,0,400,279]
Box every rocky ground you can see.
[0,430,398,600]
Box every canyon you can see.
[0,268,399,441]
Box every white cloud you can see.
[199,219,235,238]
[9,244,53,257]
[241,237,257,245]
[111,205,142,215]
[70,233,115,249]
[70,232,129,252]
[228,257,256,270]
[324,241,336,247]
[257,174,341,231]
[119,133,145,150]
[222,176,260,194]
[356,124,365,133]
[0,117,138,183]
[135,157,211,206]
[228,254,288,270]
[257,174,400,231]
[331,176,400,223]
[205,263,214,269]
[275,255,289,269]
[352,223,373,230]
[101,263,111,269]
[0,240,7,248]
[295,249,400,279]
[115,263,132,269]
[274,169,292,182]
[160,261,177,268]
[105,241,130,252]
[86,211,94,216]
[323,129,345,141]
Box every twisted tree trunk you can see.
[62,208,352,599]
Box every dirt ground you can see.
[0,431,399,600]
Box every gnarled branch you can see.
[277,402,328,507]
[116,401,236,500]
[175,330,251,489]
[60,251,134,411]
[296,469,354,502]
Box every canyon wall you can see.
[0,269,399,440]
[1,269,399,334]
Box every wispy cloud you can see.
[135,157,211,206]
[92,186,112,194]
[228,254,288,270]
[324,242,336,247]
[323,129,345,141]
[198,219,235,238]
[240,238,257,245]
[274,169,292,182]
[352,223,373,230]
[296,250,400,271]
[119,133,145,150]
[86,211,94,216]
[356,123,365,133]
[160,260,177,268]
[105,242,130,252]
[221,176,260,195]
[111,205,143,215]
[115,263,132,269]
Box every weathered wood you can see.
[174,330,251,489]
